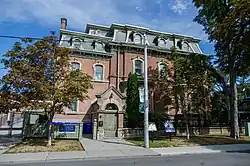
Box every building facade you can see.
[58,18,204,139]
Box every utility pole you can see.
[143,34,149,148]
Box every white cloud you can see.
[0,0,207,40]
[170,0,190,15]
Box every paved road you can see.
[1,151,250,166]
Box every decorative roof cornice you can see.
[60,29,113,40]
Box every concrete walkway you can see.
[151,144,250,156]
[79,138,158,157]
[1,138,250,164]
[0,136,21,154]
[0,138,159,164]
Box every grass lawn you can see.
[128,135,250,148]
[6,139,83,153]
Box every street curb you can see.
[0,154,161,164]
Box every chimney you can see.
[61,18,67,30]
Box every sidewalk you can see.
[151,144,250,156]
[1,139,250,164]
[79,138,159,158]
[0,138,159,164]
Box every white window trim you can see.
[157,61,170,79]
[69,100,79,113]
[182,40,195,53]
[93,41,104,50]
[72,38,82,49]
[158,38,166,48]
[133,33,144,44]
[93,63,105,81]
[69,60,82,71]
[132,57,144,75]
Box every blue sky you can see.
[0,0,214,77]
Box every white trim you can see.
[180,40,195,53]
[60,29,113,40]
[126,30,132,42]
[93,63,105,81]
[71,100,79,112]
[196,43,203,54]
[69,60,82,71]
[72,38,82,49]
[113,29,118,41]
[133,32,144,44]
[93,41,104,51]
[132,57,144,75]
[158,38,166,48]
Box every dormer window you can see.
[73,39,82,49]
[134,34,142,44]
[92,41,104,51]
[158,39,166,48]
[182,42,190,52]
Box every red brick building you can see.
[58,18,204,139]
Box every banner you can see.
[139,86,144,113]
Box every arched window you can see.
[94,64,104,81]
[134,34,142,44]
[158,39,166,48]
[105,103,118,110]
[134,59,143,75]
[158,62,168,78]
[182,42,190,52]
[73,39,81,49]
[71,62,81,71]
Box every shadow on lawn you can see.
[127,135,250,149]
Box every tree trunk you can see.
[8,111,14,137]
[229,65,239,139]
[47,121,52,146]
[185,117,190,140]
[47,113,54,146]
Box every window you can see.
[182,42,190,52]
[73,39,81,49]
[158,39,166,48]
[134,34,142,44]
[70,100,77,112]
[71,62,80,71]
[158,63,167,78]
[134,60,143,75]
[94,65,104,80]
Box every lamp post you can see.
[143,34,149,148]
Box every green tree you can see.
[0,34,92,145]
[126,72,140,128]
[172,52,214,139]
[193,0,250,139]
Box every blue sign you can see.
[164,121,176,133]
[59,125,76,132]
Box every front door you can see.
[103,113,117,137]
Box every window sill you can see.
[91,80,109,83]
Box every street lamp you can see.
[143,34,149,148]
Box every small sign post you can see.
[148,122,157,142]
[164,120,176,141]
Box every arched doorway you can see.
[103,103,118,138]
